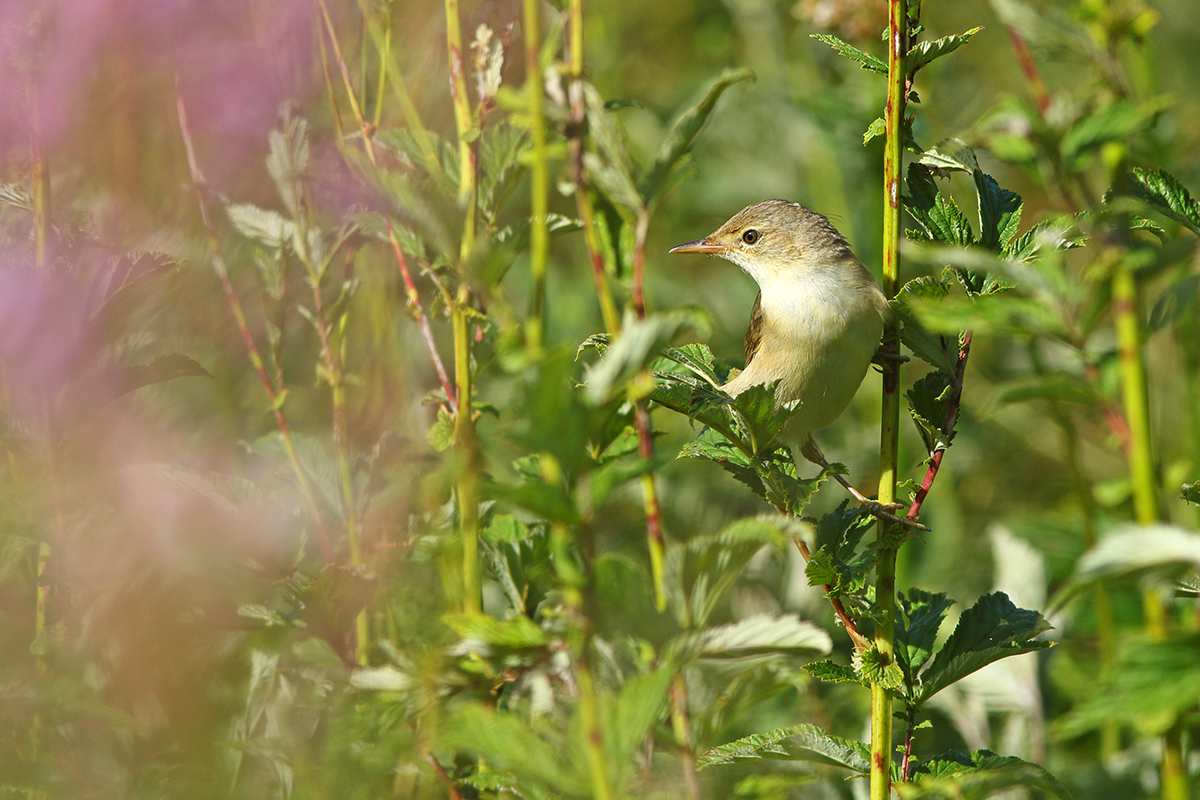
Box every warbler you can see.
[671,199,918,526]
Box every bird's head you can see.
[670,199,854,286]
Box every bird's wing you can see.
[743,291,764,368]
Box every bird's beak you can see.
[669,237,725,254]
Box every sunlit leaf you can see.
[699,723,871,773]
[908,28,984,74]
[810,34,887,74]
[902,750,1072,800]
[907,370,955,455]
[1123,166,1200,236]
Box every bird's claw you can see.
[858,500,930,532]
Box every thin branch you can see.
[388,230,456,410]
[175,82,333,564]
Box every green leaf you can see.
[914,592,1052,706]
[584,309,710,403]
[907,371,955,455]
[993,373,1098,406]
[120,354,212,394]
[895,589,953,688]
[974,170,1022,251]
[427,405,454,452]
[604,667,674,770]
[863,116,886,145]
[905,163,975,247]
[1057,524,1200,600]
[855,645,904,690]
[1183,482,1200,505]
[582,84,643,214]
[699,723,870,773]
[894,276,959,373]
[443,613,549,650]
[904,292,1064,339]
[1123,167,1200,236]
[678,427,765,499]
[902,750,1072,800]
[266,110,310,217]
[640,68,755,204]
[810,34,887,74]
[672,613,832,660]
[918,139,980,174]
[439,705,589,797]
[1056,635,1200,739]
[803,659,863,685]
[663,516,786,629]
[731,382,801,455]
[1060,97,1170,167]
[908,28,984,74]
[1003,216,1082,262]
[1148,274,1200,332]
[226,203,297,251]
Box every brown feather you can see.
[743,291,764,367]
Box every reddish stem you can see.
[1004,26,1050,117]
[791,535,870,651]
[906,332,971,522]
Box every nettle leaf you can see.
[907,371,955,455]
[1003,216,1082,262]
[855,645,904,690]
[905,163,976,247]
[604,666,674,770]
[699,723,871,774]
[584,309,710,403]
[640,68,755,204]
[731,382,801,455]
[427,406,454,452]
[902,750,1071,800]
[914,592,1052,706]
[1060,524,1200,596]
[806,503,876,599]
[803,659,863,685]
[443,612,549,651]
[1183,482,1200,505]
[679,427,764,498]
[1060,96,1170,167]
[663,516,785,629]
[974,170,1022,251]
[670,613,832,661]
[904,292,1064,339]
[439,705,589,797]
[895,589,953,688]
[810,34,888,74]
[653,342,721,385]
[908,27,983,74]
[226,203,297,251]
[918,139,980,174]
[863,116,887,145]
[1056,635,1200,739]
[759,459,837,518]
[1124,167,1200,236]
[1148,274,1200,332]
[583,83,643,214]
[894,276,959,373]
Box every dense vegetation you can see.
[2,0,1200,798]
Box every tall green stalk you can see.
[444,0,481,614]
[1112,262,1188,800]
[524,0,549,353]
[873,0,907,796]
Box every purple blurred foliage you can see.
[1,0,316,186]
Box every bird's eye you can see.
[742,229,760,245]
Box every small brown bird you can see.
[672,200,917,525]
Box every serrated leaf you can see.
[855,645,904,690]
[905,163,976,247]
[663,516,785,629]
[894,276,959,373]
[810,34,887,74]
[974,170,1022,251]
[678,427,765,499]
[902,750,1071,800]
[1056,635,1200,739]
[1148,274,1200,332]
[640,68,755,204]
[427,406,454,452]
[443,612,549,650]
[918,139,980,174]
[907,371,955,455]
[803,659,863,685]
[914,592,1052,706]
[1183,482,1200,505]
[699,723,870,773]
[863,116,886,145]
[895,589,953,687]
[680,613,832,660]
[1123,167,1200,236]
[584,309,710,403]
[908,28,983,74]
[227,203,297,251]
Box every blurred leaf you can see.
[1122,167,1200,236]
[993,373,1098,406]
[0,183,33,210]
[907,371,955,455]
[901,750,1071,799]
[1056,524,1200,604]
[640,68,755,204]
[1183,483,1200,505]
[1004,216,1082,262]
[810,34,887,74]
[670,613,832,661]
[664,516,785,629]
[908,28,983,74]
[439,705,589,796]
[120,354,212,394]
[266,109,309,217]
[1148,274,1200,332]
[444,612,549,650]
[582,83,643,214]
[351,666,413,691]
[699,723,871,773]
[227,203,297,251]
[895,589,953,688]
[427,406,454,452]
[604,667,674,771]
[1060,97,1170,167]
[1056,635,1200,738]
[895,276,959,373]
[905,292,1064,338]
[584,309,710,403]
[914,592,1053,706]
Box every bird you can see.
[670,199,921,528]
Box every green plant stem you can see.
[874,0,907,796]
[445,0,481,613]
[1113,261,1188,800]
[372,17,389,128]
[523,0,549,353]
[175,85,334,566]
[669,673,701,800]
[574,641,614,800]
[28,79,49,271]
